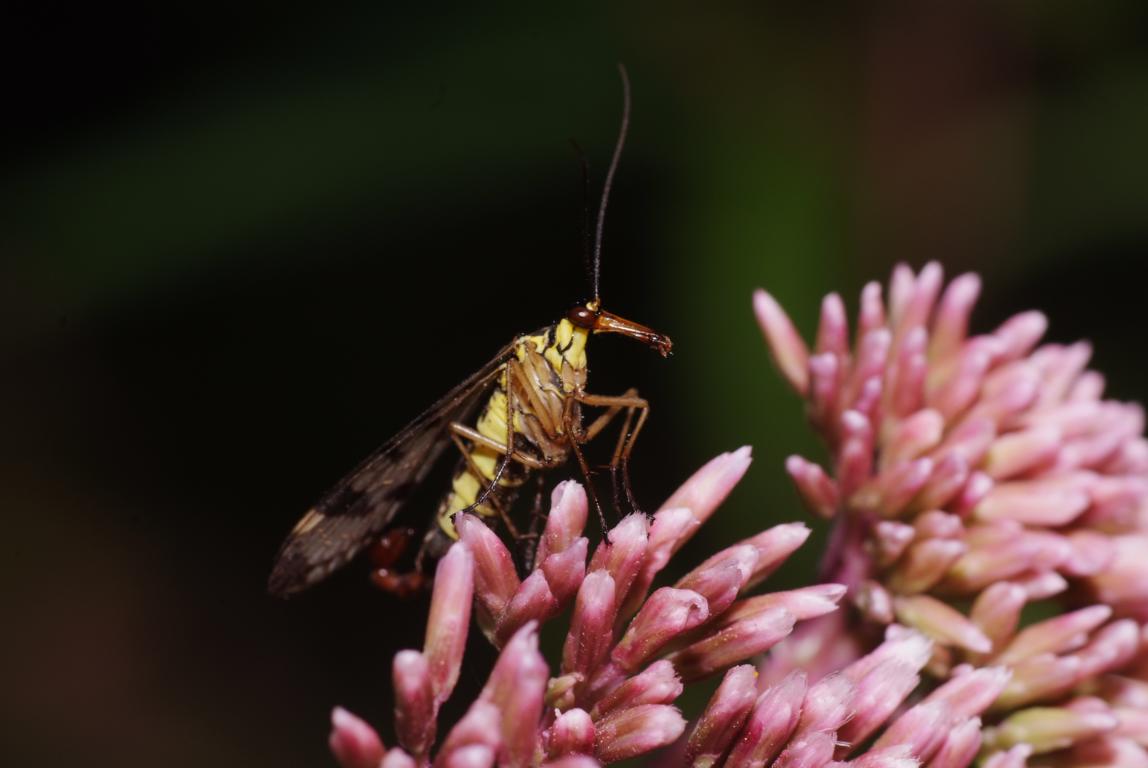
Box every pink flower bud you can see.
[873,521,915,567]
[1085,534,1148,614]
[754,289,810,394]
[480,624,548,768]
[858,280,886,337]
[612,588,709,673]
[674,543,757,615]
[724,671,806,768]
[815,292,849,357]
[457,514,519,635]
[930,272,981,364]
[873,700,951,762]
[809,352,842,429]
[1080,477,1147,530]
[855,580,895,624]
[588,513,648,616]
[882,409,944,469]
[842,628,932,684]
[913,510,964,539]
[771,730,836,768]
[928,716,983,768]
[885,327,928,419]
[330,707,385,768]
[994,605,1112,666]
[995,654,1084,710]
[837,659,921,748]
[981,745,1034,768]
[1061,530,1117,577]
[986,704,1118,754]
[847,331,891,413]
[685,665,759,766]
[539,538,589,605]
[977,364,1040,424]
[930,344,991,421]
[900,262,944,331]
[535,482,589,567]
[847,745,918,768]
[1013,570,1069,600]
[993,310,1047,363]
[924,666,1012,720]
[741,522,812,591]
[671,607,797,682]
[562,570,617,681]
[796,672,855,734]
[546,708,595,759]
[381,749,417,768]
[1073,619,1141,679]
[496,571,559,646]
[594,704,687,763]
[970,583,1027,652]
[441,745,495,768]
[786,456,839,520]
[950,470,993,517]
[720,584,845,625]
[974,481,1090,526]
[886,538,966,594]
[852,457,933,518]
[945,526,1069,593]
[392,650,435,756]
[937,415,997,467]
[658,446,754,530]
[541,757,603,768]
[618,507,696,620]
[983,426,1062,480]
[436,701,502,765]
[893,595,992,654]
[912,452,970,512]
[590,659,682,718]
[425,543,474,701]
[852,374,885,421]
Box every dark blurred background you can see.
[2,2,1147,766]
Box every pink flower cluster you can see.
[315,261,1148,768]
[756,262,1148,765]
[332,450,861,768]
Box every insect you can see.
[267,67,671,598]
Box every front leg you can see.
[576,389,651,517]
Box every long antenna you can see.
[592,63,631,305]
[569,138,592,287]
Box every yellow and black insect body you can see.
[267,302,670,597]
[267,66,670,598]
[422,305,671,560]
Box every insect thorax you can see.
[435,319,590,538]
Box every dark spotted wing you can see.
[267,344,514,597]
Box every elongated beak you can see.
[594,310,673,357]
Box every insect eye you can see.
[567,304,599,329]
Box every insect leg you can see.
[615,402,651,515]
[576,391,650,516]
[574,388,636,512]
[563,397,610,538]
[577,388,645,441]
[519,472,546,571]
[448,423,545,469]
[609,405,639,513]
